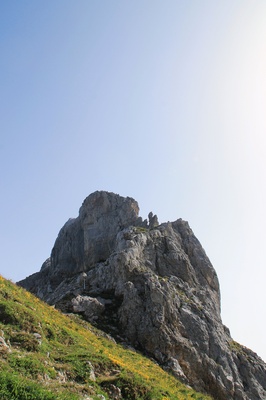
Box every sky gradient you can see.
[1,1,266,362]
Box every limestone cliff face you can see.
[19,191,266,400]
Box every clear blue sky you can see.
[1,1,266,361]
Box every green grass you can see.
[0,275,212,399]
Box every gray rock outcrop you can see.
[71,295,105,322]
[0,332,11,353]
[18,191,266,400]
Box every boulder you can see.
[0,335,11,353]
[71,295,105,321]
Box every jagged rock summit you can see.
[19,191,266,400]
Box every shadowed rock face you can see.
[35,191,140,287]
[19,191,266,400]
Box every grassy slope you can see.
[0,275,212,400]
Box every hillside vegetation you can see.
[0,275,212,400]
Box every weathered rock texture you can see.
[19,191,266,400]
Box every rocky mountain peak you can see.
[47,191,143,282]
[19,191,266,400]
[79,190,140,225]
